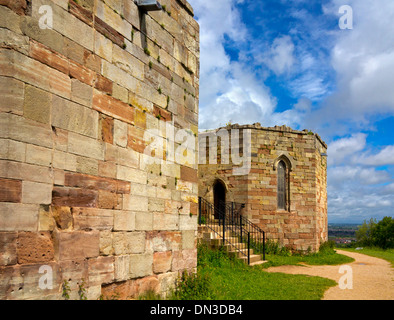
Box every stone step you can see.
[198,222,267,267]
[227,247,254,258]
[239,254,262,264]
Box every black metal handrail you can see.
[219,200,266,261]
[198,197,266,264]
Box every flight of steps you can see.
[198,224,267,266]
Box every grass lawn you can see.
[172,244,354,300]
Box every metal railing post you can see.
[247,232,250,265]
[263,231,266,261]
[222,209,225,244]
[198,197,202,225]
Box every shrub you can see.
[318,240,336,254]
[356,216,394,249]
[171,270,211,300]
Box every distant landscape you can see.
[328,223,360,246]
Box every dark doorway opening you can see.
[213,180,226,220]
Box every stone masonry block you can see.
[0,232,17,266]
[17,231,54,264]
[0,178,22,203]
[129,253,153,279]
[0,202,38,231]
[0,76,24,115]
[21,181,52,205]
[54,230,100,261]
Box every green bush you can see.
[356,216,394,249]
[171,270,211,300]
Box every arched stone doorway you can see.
[213,180,226,220]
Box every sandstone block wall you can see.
[199,124,328,252]
[0,0,199,300]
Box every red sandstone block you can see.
[64,172,130,194]
[94,16,125,48]
[88,256,114,286]
[180,166,197,183]
[93,91,134,125]
[171,249,197,271]
[69,0,94,26]
[101,276,159,300]
[72,207,114,230]
[0,178,22,203]
[69,60,96,86]
[153,105,172,122]
[100,115,114,144]
[153,251,172,274]
[29,40,69,75]
[95,74,113,95]
[52,187,98,208]
[17,232,54,264]
[0,0,26,15]
[127,125,146,153]
[55,230,99,261]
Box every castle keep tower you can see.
[199,124,328,252]
[0,0,199,299]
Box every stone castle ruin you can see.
[0,0,328,300]
[198,124,328,252]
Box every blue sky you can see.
[189,0,394,224]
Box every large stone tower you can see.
[0,0,199,299]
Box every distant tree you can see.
[356,217,394,249]
[356,218,376,247]
[372,216,394,249]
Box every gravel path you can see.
[265,250,394,300]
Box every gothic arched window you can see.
[277,160,287,210]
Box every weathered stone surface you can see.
[171,249,197,271]
[0,48,71,99]
[180,165,198,183]
[101,275,159,300]
[0,232,17,266]
[29,40,69,75]
[69,0,94,26]
[88,256,114,285]
[71,79,93,107]
[0,178,22,203]
[95,74,113,95]
[129,253,153,278]
[0,0,27,15]
[0,202,38,231]
[153,251,172,274]
[72,207,114,230]
[0,0,200,300]
[113,119,128,148]
[52,187,98,208]
[114,211,135,231]
[52,206,73,230]
[93,90,135,125]
[21,181,52,205]
[54,230,100,261]
[17,232,54,264]
[68,132,105,160]
[0,76,24,115]
[25,144,52,167]
[23,85,51,124]
[113,232,145,255]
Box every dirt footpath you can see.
[265,250,394,300]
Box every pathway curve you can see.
[265,250,394,300]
